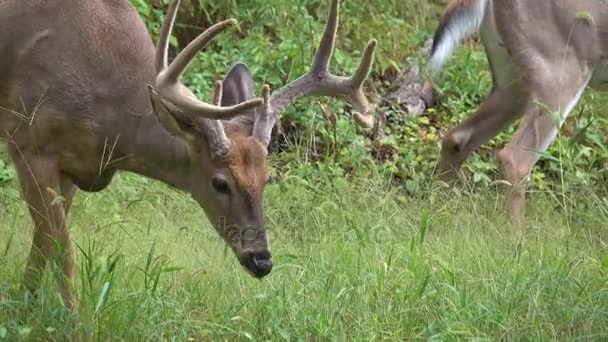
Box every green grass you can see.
[1,168,606,340]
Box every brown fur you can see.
[224,134,268,191]
[438,0,482,27]
[444,0,480,13]
[443,0,479,17]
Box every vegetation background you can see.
[0,0,606,340]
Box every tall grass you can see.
[1,168,606,340]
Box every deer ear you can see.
[222,63,255,105]
[223,64,259,135]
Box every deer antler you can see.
[253,0,377,147]
[154,0,263,120]
[198,81,232,158]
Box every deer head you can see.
[147,0,376,278]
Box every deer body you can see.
[0,0,206,312]
[430,0,608,229]
[1,0,163,190]
[0,0,376,311]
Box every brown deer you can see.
[429,0,607,230]
[0,0,376,310]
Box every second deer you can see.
[429,0,607,230]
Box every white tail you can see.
[428,0,488,73]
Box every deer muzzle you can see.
[240,250,272,278]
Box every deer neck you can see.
[116,113,196,191]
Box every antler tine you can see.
[351,39,377,89]
[162,19,237,84]
[347,39,377,128]
[153,3,263,120]
[311,0,339,76]
[252,85,272,146]
[155,0,181,72]
[201,80,231,159]
[253,0,377,146]
[212,80,223,105]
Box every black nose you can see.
[240,251,272,278]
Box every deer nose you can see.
[240,251,272,278]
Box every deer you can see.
[0,0,377,311]
[428,0,608,231]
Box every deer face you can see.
[195,135,272,278]
[149,63,273,278]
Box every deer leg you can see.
[497,73,592,231]
[56,176,77,310]
[60,175,77,215]
[436,86,527,182]
[10,151,78,311]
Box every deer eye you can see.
[211,177,230,194]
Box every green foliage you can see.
[0,0,600,191]
[0,149,14,184]
[0,0,604,192]
[126,0,608,195]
